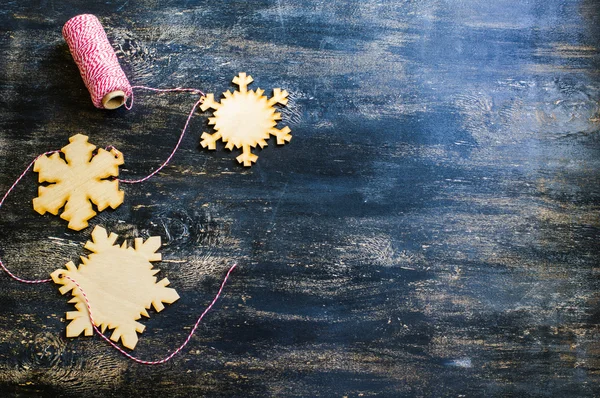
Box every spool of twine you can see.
[63,14,132,109]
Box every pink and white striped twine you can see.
[0,15,237,364]
[62,14,206,183]
[0,155,237,363]
[63,14,132,109]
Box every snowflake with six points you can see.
[200,73,292,166]
[51,226,180,350]
[33,134,124,231]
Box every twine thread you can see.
[61,263,236,365]
[0,153,237,364]
[0,151,59,284]
[0,14,234,364]
[63,14,132,109]
[64,14,206,183]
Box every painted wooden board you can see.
[0,0,599,396]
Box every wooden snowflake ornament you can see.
[51,226,180,350]
[33,134,124,231]
[200,72,292,166]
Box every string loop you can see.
[0,148,237,364]
[63,263,237,365]
[0,151,60,284]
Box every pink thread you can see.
[1,154,237,362]
[125,86,205,110]
[2,17,235,360]
[0,259,52,285]
[63,14,206,182]
[63,14,132,109]
[119,87,205,184]
[62,263,237,364]
[0,151,60,284]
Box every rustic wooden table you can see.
[1,1,599,396]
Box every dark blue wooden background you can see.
[1,1,599,396]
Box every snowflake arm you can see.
[66,301,94,337]
[200,131,222,150]
[32,153,71,215]
[200,73,292,166]
[133,236,162,262]
[151,277,180,312]
[84,226,118,252]
[269,88,289,107]
[87,180,125,212]
[237,145,258,167]
[33,152,69,183]
[233,72,253,93]
[199,93,218,112]
[61,191,97,231]
[51,226,180,350]
[270,126,292,145]
[33,134,125,230]
[33,184,70,216]
[86,148,124,179]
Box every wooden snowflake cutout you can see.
[50,226,180,350]
[33,134,125,231]
[200,72,292,166]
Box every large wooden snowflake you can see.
[200,72,292,166]
[33,134,124,231]
[50,226,180,350]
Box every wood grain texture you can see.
[1,0,599,396]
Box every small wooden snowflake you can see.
[33,134,124,231]
[51,226,180,350]
[200,72,292,166]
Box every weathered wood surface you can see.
[1,1,599,396]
